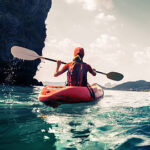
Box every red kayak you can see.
[38,83,104,107]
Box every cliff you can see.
[0,0,52,85]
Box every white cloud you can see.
[43,35,122,68]
[95,12,116,24]
[90,34,120,50]
[64,0,75,4]
[82,0,97,11]
[43,38,81,61]
[85,34,124,68]
[45,38,77,49]
[99,0,114,10]
[64,0,114,11]
[134,47,150,64]
[64,0,97,11]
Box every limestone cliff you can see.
[0,0,52,85]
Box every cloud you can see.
[64,0,75,4]
[43,35,122,68]
[85,34,124,67]
[134,47,150,64]
[98,0,114,10]
[95,12,116,24]
[90,34,120,50]
[82,0,97,11]
[43,38,81,61]
[64,0,97,11]
[48,38,80,50]
[63,0,114,11]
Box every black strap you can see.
[87,84,95,99]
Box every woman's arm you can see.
[54,60,68,77]
[87,64,96,76]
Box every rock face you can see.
[0,0,52,85]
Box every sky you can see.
[35,0,150,86]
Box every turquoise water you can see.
[0,85,150,150]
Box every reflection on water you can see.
[1,85,150,150]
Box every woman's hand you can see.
[93,68,97,76]
[54,60,65,77]
[57,60,62,68]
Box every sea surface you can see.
[0,84,150,150]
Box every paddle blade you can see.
[11,46,40,60]
[106,72,124,81]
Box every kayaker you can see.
[54,47,96,86]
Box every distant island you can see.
[111,80,150,91]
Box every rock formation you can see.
[0,0,52,85]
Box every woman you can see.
[54,47,96,86]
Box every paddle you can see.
[11,46,124,81]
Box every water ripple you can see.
[1,86,150,150]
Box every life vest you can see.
[67,62,88,86]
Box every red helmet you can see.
[74,47,84,58]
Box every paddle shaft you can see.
[95,71,106,75]
[43,57,106,75]
[43,57,123,81]
[11,46,123,81]
[44,57,66,64]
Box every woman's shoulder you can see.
[83,62,93,70]
[83,62,90,66]
[65,62,72,67]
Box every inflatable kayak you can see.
[38,83,104,107]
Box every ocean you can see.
[0,84,150,150]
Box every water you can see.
[0,85,150,150]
